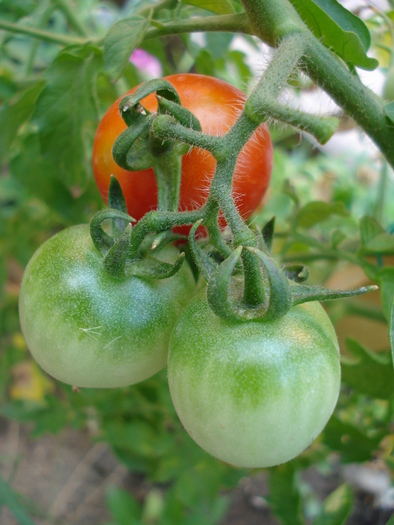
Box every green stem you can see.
[341,302,387,323]
[53,0,89,37]
[241,0,394,168]
[374,161,389,224]
[25,3,56,75]
[241,0,305,47]
[282,234,377,276]
[0,19,86,46]
[152,116,222,155]
[302,36,394,168]
[128,208,204,259]
[243,32,338,145]
[153,153,182,212]
[144,13,253,41]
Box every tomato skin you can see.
[19,225,195,388]
[92,74,273,222]
[168,289,340,468]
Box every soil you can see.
[0,418,392,525]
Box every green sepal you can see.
[207,246,245,321]
[122,79,181,112]
[253,224,269,253]
[112,115,155,171]
[291,283,378,306]
[103,223,132,279]
[247,247,292,321]
[283,263,309,283]
[188,220,218,281]
[90,209,135,256]
[128,252,185,280]
[156,95,202,132]
[108,175,128,236]
[151,230,188,252]
[262,217,275,252]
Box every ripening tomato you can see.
[19,225,195,388]
[168,288,341,468]
[92,74,273,222]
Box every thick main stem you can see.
[241,0,394,168]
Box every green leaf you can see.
[295,201,349,228]
[313,484,353,525]
[181,0,236,15]
[104,16,151,81]
[330,230,346,248]
[311,0,371,50]
[32,45,101,192]
[268,463,304,525]
[341,339,394,399]
[322,416,384,462]
[10,134,83,223]
[106,487,141,525]
[0,82,43,163]
[385,101,394,124]
[363,233,394,254]
[0,476,36,525]
[359,216,385,247]
[385,515,394,525]
[288,0,379,70]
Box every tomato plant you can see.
[92,74,273,222]
[19,225,195,388]
[168,288,341,468]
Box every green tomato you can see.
[168,289,341,468]
[19,224,195,388]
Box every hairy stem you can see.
[241,0,394,168]
[144,13,253,40]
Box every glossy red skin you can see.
[92,74,273,223]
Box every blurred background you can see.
[0,0,393,523]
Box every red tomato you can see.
[92,74,273,223]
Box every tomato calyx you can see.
[90,176,187,280]
[112,79,202,214]
[189,217,378,323]
[91,72,372,321]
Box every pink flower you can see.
[129,49,163,78]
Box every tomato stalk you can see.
[241,0,394,168]
[96,42,378,320]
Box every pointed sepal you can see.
[291,283,379,306]
[90,209,135,256]
[262,217,275,252]
[247,247,292,321]
[151,231,188,252]
[103,223,132,279]
[129,252,185,280]
[112,115,155,171]
[207,246,245,321]
[157,95,202,132]
[108,176,129,236]
[283,263,309,283]
[188,220,218,281]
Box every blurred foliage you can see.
[0,0,394,524]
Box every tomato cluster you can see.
[92,74,273,222]
[19,75,341,469]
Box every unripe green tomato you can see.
[19,225,195,388]
[168,289,341,468]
